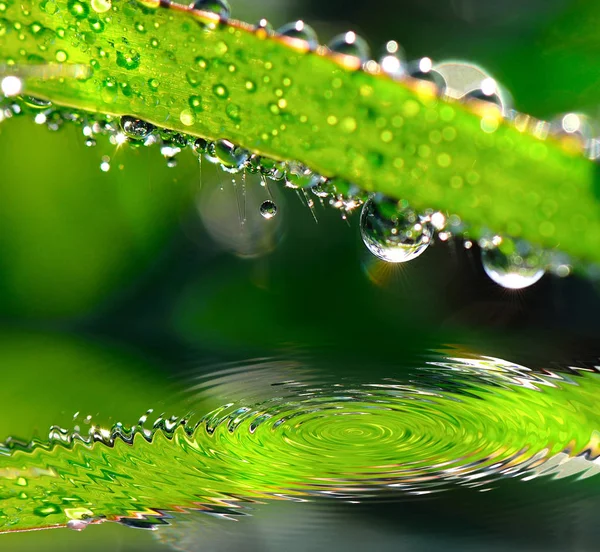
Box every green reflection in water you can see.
[1,353,599,533]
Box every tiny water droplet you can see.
[120,115,154,139]
[260,200,277,219]
[209,139,249,173]
[277,20,318,50]
[481,237,545,290]
[189,0,230,19]
[328,31,370,63]
[360,198,432,263]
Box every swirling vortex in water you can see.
[1,353,600,532]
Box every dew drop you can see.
[67,519,90,531]
[360,198,432,263]
[67,0,89,19]
[212,84,228,99]
[379,41,405,78]
[1,75,22,97]
[407,58,446,94]
[21,95,51,109]
[90,0,111,13]
[120,115,154,139]
[260,200,277,219]
[481,237,546,290]
[116,50,141,70]
[189,0,230,19]
[277,20,318,50]
[209,139,249,173]
[285,161,321,189]
[328,31,370,63]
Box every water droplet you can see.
[407,58,446,94]
[67,519,90,531]
[277,20,318,50]
[463,79,507,116]
[189,0,230,19]
[120,116,154,139]
[212,84,228,99]
[260,200,277,219]
[360,198,432,263]
[116,50,141,70]
[1,76,22,97]
[21,95,51,109]
[481,237,546,290]
[285,162,321,189]
[193,137,209,153]
[379,40,405,77]
[255,18,273,32]
[67,0,89,19]
[90,0,111,13]
[328,31,370,63]
[208,139,249,173]
[33,504,61,517]
[55,49,68,62]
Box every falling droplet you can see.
[481,237,546,290]
[209,139,249,173]
[328,31,370,63]
[360,198,432,263]
[260,200,277,219]
[189,0,230,19]
[120,115,154,140]
[407,58,446,94]
[277,20,318,50]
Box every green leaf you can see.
[1,0,599,265]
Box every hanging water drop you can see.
[189,0,230,19]
[481,237,546,290]
[209,139,249,173]
[120,116,154,140]
[328,31,370,63]
[285,161,322,189]
[407,58,446,94]
[277,21,318,50]
[260,200,277,219]
[67,519,90,531]
[360,198,432,263]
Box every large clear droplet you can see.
[360,198,432,263]
[260,200,277,219]
[481,238,546,290]
[120,116,154,140]
[189,0,230,19]
[277,21,318,50]
[209,139,249,173]
[328,31,370,63]
[407,58,446,94]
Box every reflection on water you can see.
[1,350,600,549]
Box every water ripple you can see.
[1,352,599,533]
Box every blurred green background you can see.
[2,0,600,549]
